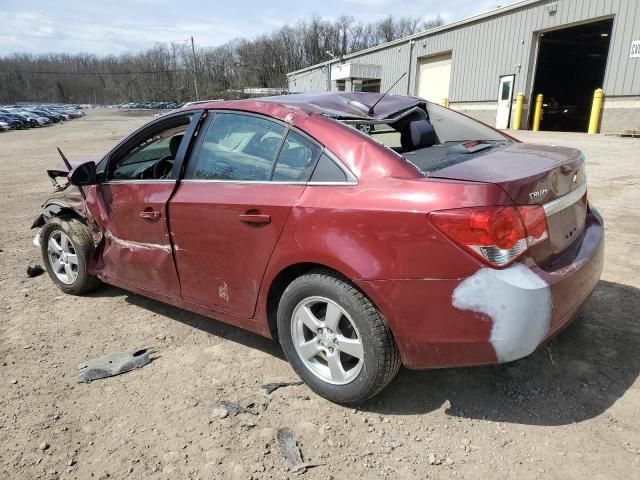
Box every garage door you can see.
[416,53,452,103]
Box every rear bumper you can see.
[358,208,604,369]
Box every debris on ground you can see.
[261,380,304,395]
[78,349,150,383]
[211,407,229,419]
[220,400,258,417]
[276,428,305,473]
[26,265,45,278]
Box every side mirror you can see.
[68,161,97,186]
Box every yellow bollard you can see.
[513,93,525,130]
[532,94,543,132]
[441,97,449,108]
[588,88,605,134]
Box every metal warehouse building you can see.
[287,0,640,133]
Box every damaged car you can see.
[32,92,604,404]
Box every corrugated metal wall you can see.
[288,68,328,92]
[288,0,640,99]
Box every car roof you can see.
[184,92,423,122]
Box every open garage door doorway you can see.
[531,18,613,132]
[416,52,452,104]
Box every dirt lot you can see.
[1,110,639,480]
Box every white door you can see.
[416,53,452,103]
[496,75,515,129]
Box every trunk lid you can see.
[426,142,587,264]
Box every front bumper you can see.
[358,208,605,369]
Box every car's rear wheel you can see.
[40,217,101,295]
[277,270,400,404]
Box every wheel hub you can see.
[317,328,337,349]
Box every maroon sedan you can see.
[33,92,604,404]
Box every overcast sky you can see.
[0,0,514,56]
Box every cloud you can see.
[0,0,517,56]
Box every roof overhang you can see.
[331,63,382,81]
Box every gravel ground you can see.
[1,110,639,480]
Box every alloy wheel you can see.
[291,296,364,385]
[47,231,79,284]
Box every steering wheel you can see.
[152,155,174,179]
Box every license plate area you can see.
[545,194,588,254]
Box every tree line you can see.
[0,14,442,104]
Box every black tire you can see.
[277,270,401,405]
[40,216,101,295]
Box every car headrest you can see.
[400,120,436,151]
[169,134,183,157]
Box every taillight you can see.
[429,205,548,268]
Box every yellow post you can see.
[441,97,449,108]
[513,93,525,130]
[588,88,605,134]
[532,93,543,132]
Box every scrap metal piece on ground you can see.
[262,380,304,395]
[276,428,305,473]
[27,265,45,278]
[78,349,150,383]
[220,400,257,417]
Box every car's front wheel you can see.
[277,270,401,404]
[40,217,101,295]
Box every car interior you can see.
[109,119,190,181]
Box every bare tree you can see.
[0,14,444,103]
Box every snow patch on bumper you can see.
[452,263,551,363]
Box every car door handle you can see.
[139,208,161,222]
[239,213,271,226]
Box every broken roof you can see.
[194,92,423,121]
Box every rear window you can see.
[425,102,507,143]
[352,101,510,175]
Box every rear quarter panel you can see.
[255,177,512,327]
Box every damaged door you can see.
[170,112,318,318]
[92,111,202,298]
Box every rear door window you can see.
[271,130,322,182]
[193,113,286,181]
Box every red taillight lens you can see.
[517,205,548,245]
[429,205,548,268]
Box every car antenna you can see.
[368,72,407,117]
[57,147,86,200]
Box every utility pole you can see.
[190,36,199,101]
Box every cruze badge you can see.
[529,188,549,200]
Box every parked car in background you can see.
[31,109,63,123]
[0,103,85,132]
[9,109,50,126]
[0,112,30,129]
[0,121,10,131]
[0,115,23,130]
[32,92,604,404]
